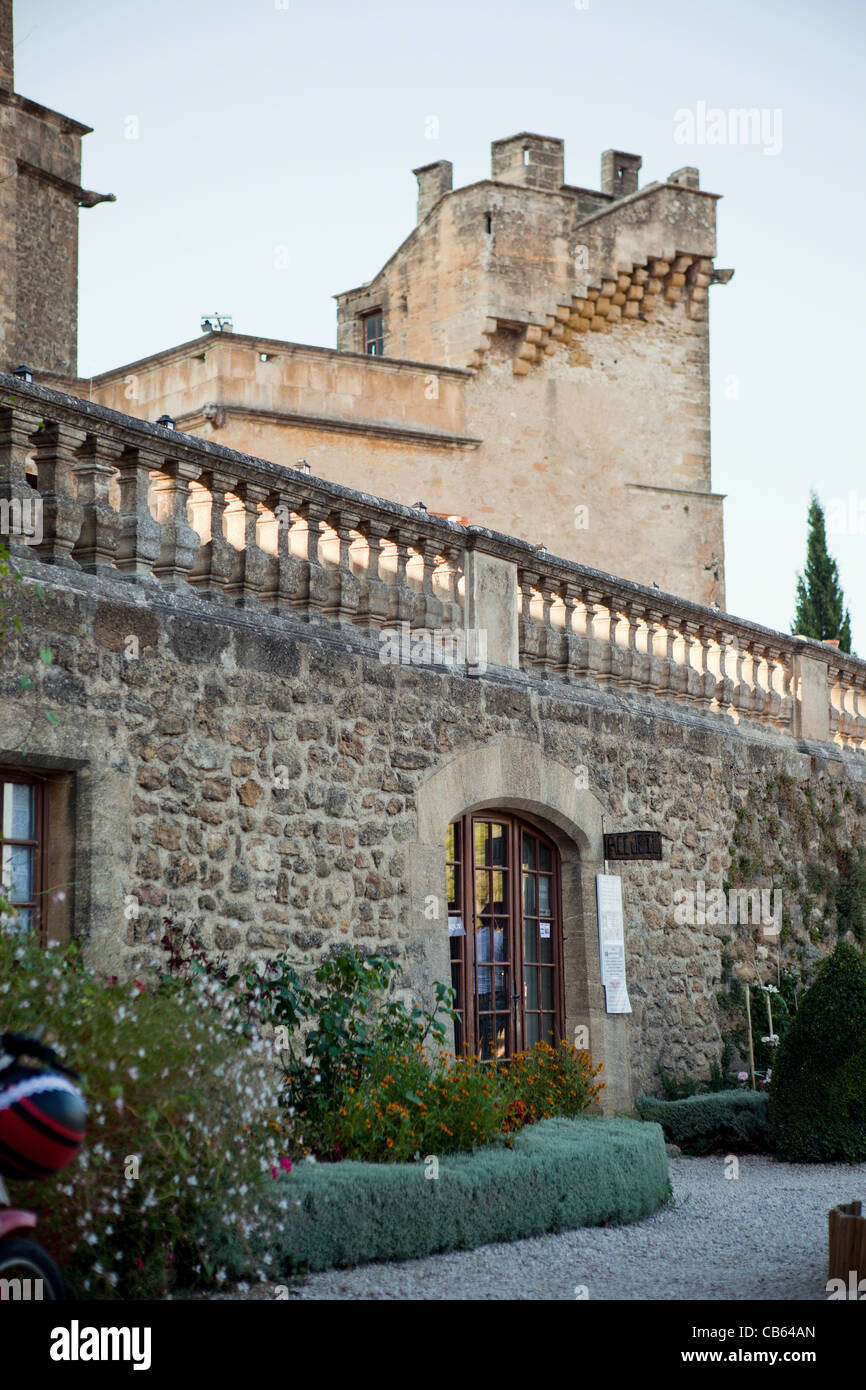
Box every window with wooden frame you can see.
[0,769,73,945]
[446,812,564,1059]
[362,310,384,356]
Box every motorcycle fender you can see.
[0,1208,37,1238]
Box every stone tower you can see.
[0,0,113,376]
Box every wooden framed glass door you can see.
[446,812,563,1059]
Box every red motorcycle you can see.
[0,1030,87,1301]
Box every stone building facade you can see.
[0,0,731,606]
[2,375,865,1110]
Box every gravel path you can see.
[257,1155,864,1301]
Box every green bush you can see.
[768,940,866,1162]
[835,848,866,944]
[208,1116,670,1276]
[253,949,603,1163]
[636,1090,769,1154]
[0,931,281,1298]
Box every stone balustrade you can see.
[2,373,865,754]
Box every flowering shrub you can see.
[0,932,281,1298]
[500,1041,604,1124]
[322,1043,505,1162]
[270,954,605,1163]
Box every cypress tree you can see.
[791,493,852,652]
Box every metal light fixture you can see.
[298,459,311,475]
[201,313,233,334]
[12,365,33,383]
[414,500,428,512]
[156,414,176,430]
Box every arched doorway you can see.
[446,811,564,1059]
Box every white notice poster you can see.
[595,874,632,1014]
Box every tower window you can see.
[362,311,384,356]
[485,214,492,233]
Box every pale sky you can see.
[14,0,866,650]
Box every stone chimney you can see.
[413,160,453,223]
[600,150,642,198]
[490,134,564,192]
[667,166,700,189]
[1,0,13,91]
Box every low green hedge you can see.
[210,1116,670,1278]
[635,1090,769,1154]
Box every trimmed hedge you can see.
[210,1116,670,1277]
[635,1090,769,1154]
[769,941,866,1162]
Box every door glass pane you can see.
[542,1015,556,1044]
[538,841,552,873]
[475,870,490,914]
[524,965,538,1010]
[474,822,487,864]
[490,823,507,866]
[493,965,508,1008]
[538,876,551,917]
[445,822,456,861]
[492,1015,509,1059]
[475,924,493,998]
[540,930,554,964]
[446,863,457,910]
[3,783,35,841]
[493,926,508,977]
[478,1014,494,1060]
[523,874,536,917]
[525,1012,540,1047]
[491,871,506,913]
[524,918,537,962]
[541,968,554,1011]
[522,834,536,871]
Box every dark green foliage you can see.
[769,941,866,1161]
[208,1117,671,1276]
[655,1061,731,1101]
[636,1091,769,1154]
[791,493,852,652]
[835,847,866,944]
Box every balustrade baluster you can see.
[115,444,164,582]
[71,434,122,574]
[385,527,420,628]
[435,543,465,633]
[517,569,541,670]
[0,405,43,559]
[413,535,446,632]
[150,459,202,589]
[30,420,86,568]
[223,481,269,607]
[186,468,236,600]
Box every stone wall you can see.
[4,558,865,1110]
